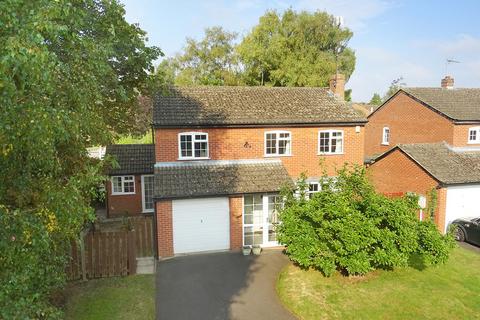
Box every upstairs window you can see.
[468,127,480,144]
[178,132,209,159]
[112,176,135,195]
[265,131,292,156]
[382,127,390,145]
[318,130,343,154]
[307,182,320,199]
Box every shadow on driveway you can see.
[156,249,295,320]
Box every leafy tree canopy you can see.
[0,0,160,317]
[383,77,406,101]
[369,93,382,105]
[160,26,243,86]
[237,9,356,86]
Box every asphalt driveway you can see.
[156,249,295,320]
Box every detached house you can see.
[152,83,366,257]
[367,76,480,232]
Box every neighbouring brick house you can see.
[152,83,367,257]
[105,144,155,218]
[367,77,480,233]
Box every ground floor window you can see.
[142,175,154,212]
[243,194,283,246]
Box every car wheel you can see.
[455,227,466,242]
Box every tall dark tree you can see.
[0,0,161,317]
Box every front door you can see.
[243,194,283,247]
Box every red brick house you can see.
[105,144,155,218]
[152,84,367,257]
[367,77,480,233]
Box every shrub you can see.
[277,165,455,276]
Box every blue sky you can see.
[121,0,480,101]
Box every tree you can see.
[278,165,455,276]
[0,0,161,317]
[237,9,356,87]
[168,26,243,86]
[369,93,382,105]
[383,77,406,101]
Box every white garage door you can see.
[172,197,230,254]
[445,185,480,233]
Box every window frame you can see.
[264,130,292,157]
[318,130,344,155]
[307,182,320,199]
[382,127,390,145]
[467,127,480,144]
[178,132,209,160]
[111,175,136,195]
[141,175,154,213]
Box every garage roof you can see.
[374,142,480,185]
[105,144,155,175]
[154,159,293,199]
[153,86,366,127]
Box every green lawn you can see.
[64,275,155,320]
[277,246,480,320]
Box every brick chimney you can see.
[441,76,454,89]
[329,73,345,100]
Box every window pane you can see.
[144,176,154,210]
[319,132,330,153]
[268,225,277,242]
[195,134,207,141]
[253,228,263,245]
[194,141,208,158]
[123,179,135,193]
[244,195,253,206]
[278,139,291,155]
[266,133,277,154]
[112,177,122,193]
[470,130,477,141]
[244,227,253,246]
[180,135,192,157]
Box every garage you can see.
[445,185,480,232]
[172,197,230,254]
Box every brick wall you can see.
[156,200,173,257]
[365,92,454,157]
[452,124,480,147]
[155,125,365,177]
[107,175,144,217]
[368,149,445,232]
[229,196,243,250]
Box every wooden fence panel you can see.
[66,229,137,280]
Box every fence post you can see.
[128,230,137,275]
[79,229,89,281]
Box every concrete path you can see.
[156,249,296,320]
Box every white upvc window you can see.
[318,130,344,154]
[468,127,480,144]
[111,176,135,195]
[307,182,320,199]
[141,175,154,213]
[178,132,209,159]
[264,131,292,156]
[382,127,390,145]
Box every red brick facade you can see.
[229,196,243,250]
[367,149,446,232]
[155,125,365,177]
[156,200,173,257]
[106,174,144,218]
[365,92,454,157]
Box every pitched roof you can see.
[401,88,480,121]
[153,86,366,127]
[379,142,480,185]
[154,159,293,199]
[105,144,155,175]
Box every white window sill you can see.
[381,143,390,146]
[112,192,136,196]
[264,154,292,157]
[467,141,480,145]
[142,210,154,214]
[317,152,344,156]
[177,157,210,161]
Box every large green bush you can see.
[277,166,455,276]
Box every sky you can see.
[121,0,480,101]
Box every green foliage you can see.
[116,130,153,144]
[0,0,160,317]
[383,77,406,101]
[163,26,243,86]
[237,9,355,87]
[369,93,382,105]
[278,165,455,276]
[426,188,438,222]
